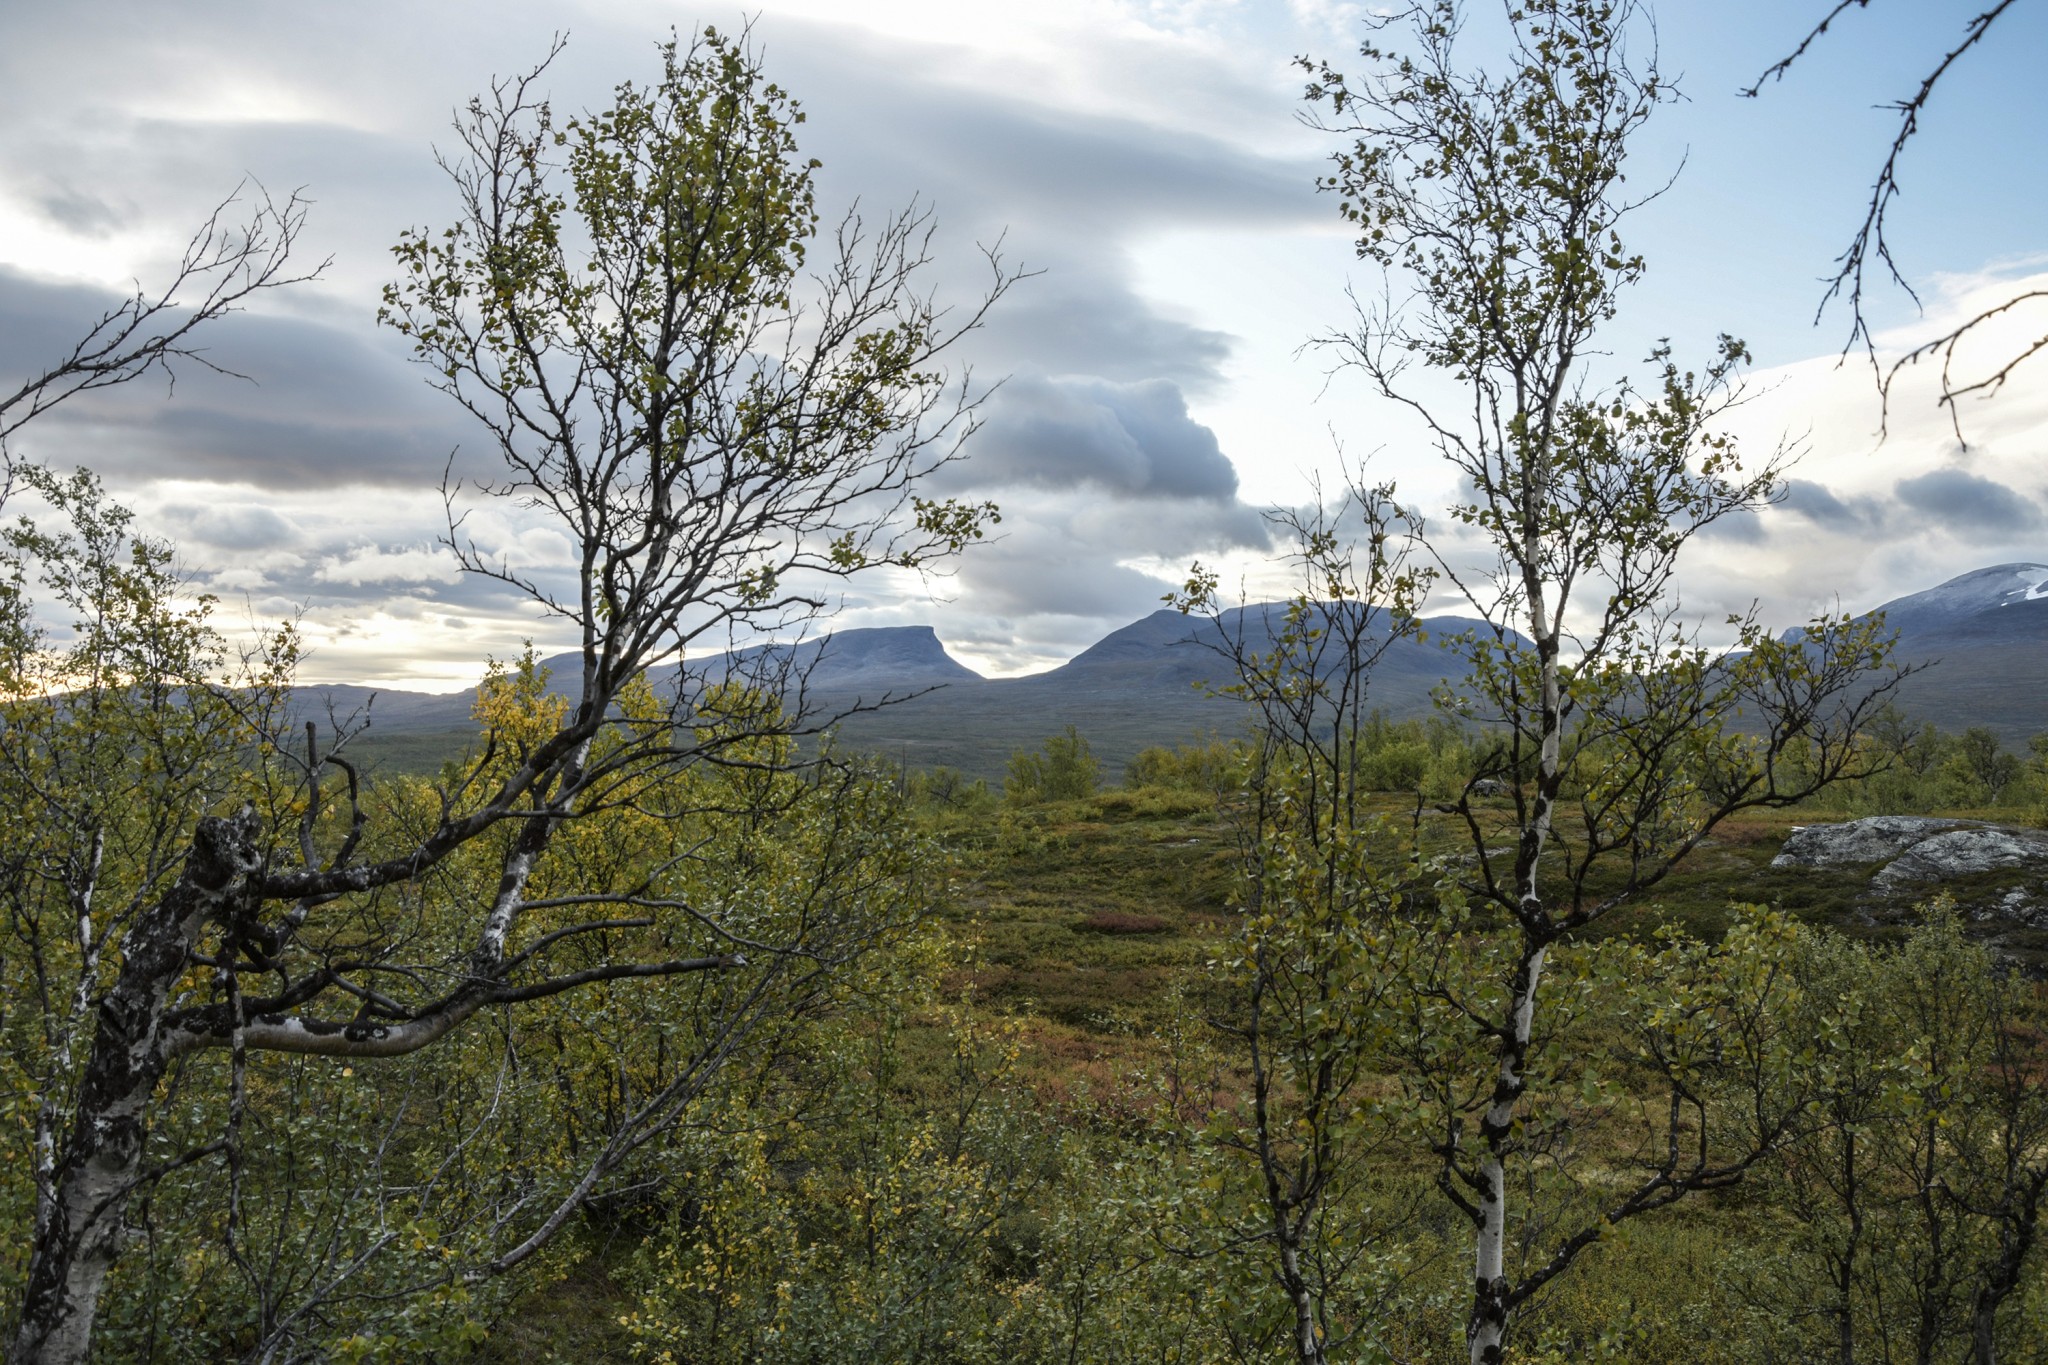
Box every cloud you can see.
[35,184,133,238]
[1695,507,1767,543]
[957,534,1176,623]
[0,267,482,488]
[968,281,1237,394]
[158,501,299,549]
[1286,0,1366,39]
[1780,477,1878,529]
[959,479,1264,585]
[965,375,1242,498]
[35,1,2040,687]
[1894,468,2042,533]
[314,543,461,587]
[899,374,1272,662]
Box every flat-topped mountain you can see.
[751,624,983,690]
[544,624,984,700]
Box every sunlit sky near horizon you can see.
[1,0,2044,689]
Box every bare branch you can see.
[0,183,327,446]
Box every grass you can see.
[934,790,1238,1032]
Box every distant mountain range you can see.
[300,563,2048,779]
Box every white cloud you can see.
[1286,0,1365,40]
[1665,266,2048,635]
[315,544,462,587]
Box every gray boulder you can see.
[1870,827,2048,893]
[1771,815,1983,870]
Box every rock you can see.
[1978,888,2048,930]
[1870,827,2048,894]
[1770,815,1983,870]
[1769,815,2048,960]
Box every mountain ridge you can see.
[293,560,2048,776]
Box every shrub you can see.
[909,765,994,812]
[1122,735,1251,792]
[1005,726,1101,805]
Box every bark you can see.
[1466,516,1563,1365]
[10,809,262,1365]
[1971,1304,1998,1365]
[1278,1238,1326,1365]
[1836,1131,1862,1365]
[1466,940,1548,1365]
[1970,1168,2047,1365]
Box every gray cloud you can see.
[0,3,1336,681]
[159,502,298,549]
[0,268,478,488]
[782,57,1319,237]
[924,475,1273,658]
[763,26,1324,394]
[953,531,1177,624]
[968,279,1236,393]
[964,375,1240,498]
[35,184,133,238]
[1895,468,2042,532]
[0,14,1308,488]
[1781,477,1880,528]
[918,373,1271,649]
[1695,507,1767,543]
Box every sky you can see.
[0,0,2043,689]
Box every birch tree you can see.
[1167,487,1433,1364]
[5,29,1010,1362]
[1748,910,2048,1363]
[1302,3,1900,1360]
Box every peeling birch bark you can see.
[11,810,261,1365]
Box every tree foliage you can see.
[1739,907,2048,1362]
[1004,726,1103,806]
[2,28,1009,1363]
[1301,3,1903,1358]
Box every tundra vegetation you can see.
[3,7,2048,1365]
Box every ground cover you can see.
[475,782,2048,1361]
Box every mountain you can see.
[667,624,983,696]
[286,626,981,733]
[289,609,1480,779]
[284,561,2048,779]
[1863,563,2048,742]
[763,605,1500,780]
[1862,563,2048,640]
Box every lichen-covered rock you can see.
[1770,815,1983,870]
[1870,828,2048,893]
[1980,888,2048,930]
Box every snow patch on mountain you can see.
[2003,565,2048,603]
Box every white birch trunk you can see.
[1467,531,1563,1365]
